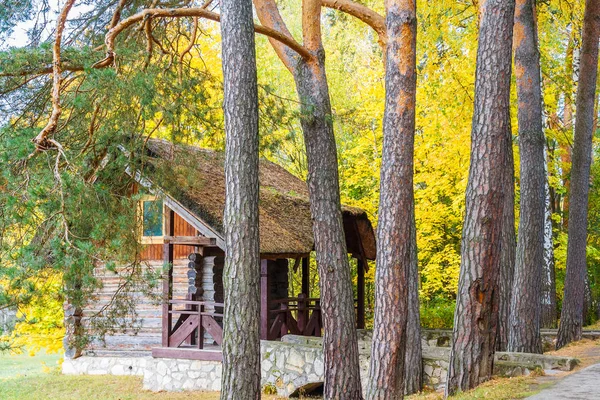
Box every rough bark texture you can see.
[404,211,423,395]
[445,0,515,395]
[541,150,558,329]
[253,1,363,397]
[295,56,363,400]
[367,1,417,398]
[219,0,261,397]
[496,142,515,352]
[556,0,600,350]
[508,0,545,354]
[584,273,594,325]
[561,32,575,229]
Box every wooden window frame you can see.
[139,195,165,245]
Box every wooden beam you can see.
[169,315,200,348]
[162,196,225,249]
[163,236,217,246]
[260,259,270,340]
[259,252,310,260]
[151,347,222,361]
[301,257,310,296]
[357,257,365,329]
[161,207,175,347]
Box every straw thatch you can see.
[143,139,376,259]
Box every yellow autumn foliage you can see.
[5,273,64,355]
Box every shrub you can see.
[420,299,455,329]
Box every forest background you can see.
[0,0,597,352]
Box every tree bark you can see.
[556,0,600,350]
[583,273,594,325]
[508,0,546,354]
[295,55,363,400]
[496,142,515,352]
[367,1,417,398]
[561,31,576,229]
[541,147,558,329]
[219,0,261,397]
[404,211,423,395]
[254,1,364,396]
[445,0,515,395]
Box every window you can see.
[140,197,164,244]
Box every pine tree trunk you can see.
[556,0,600,350]
[219,0,261,397]
[294,56,363,399]
[367,1,417,398]
[561,32,575,229]
[404,211,423,395]
[583,273,593,325]
[445,0,515,395]
[496,143,515,352]
[541,148,558,329]
[253,1,363,396]
[507,0,545,354]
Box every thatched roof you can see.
[143,139,376,260]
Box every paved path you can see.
[528,363,600,399]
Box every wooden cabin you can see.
[85,139,376,361]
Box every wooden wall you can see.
[82,208,210,353]
[83,259,193,353]
[140,212,199,261]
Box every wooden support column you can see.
[161,206,175,347]
[260,259,270,340]
[357,257,365,329]
[301,256,310,296]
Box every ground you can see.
[2,339,600,400]
[409,338,600,400]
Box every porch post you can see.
[301,256,310,296]
[357,257,365,329]
[260,259,270,340]
[161,206,175,347]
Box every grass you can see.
[3,339,599,400]
[408,376,550,400]
[0,374,229,400]
[0,349,62,379]
[0,352,283,400]
[0,369,542,400]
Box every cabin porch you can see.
[152,209,368,361]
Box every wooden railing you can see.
[166,299,224,349]
[267,294,322,340]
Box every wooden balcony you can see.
[152,299,223,361]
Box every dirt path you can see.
[526,339,600,399]
[527,363,600,399]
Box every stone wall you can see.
[63,334,580,396]
[143,358,222,392]
[62,356,149,376]
[422,328,600,352]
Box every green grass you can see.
[0,373,544,400]
[0,351,549,400]
[0,374,226,400]
[0,350,61,379]
[0,352,281,400]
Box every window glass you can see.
[142,200,163,237]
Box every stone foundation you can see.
[62,356,148,376]
[63,334,580,396]
[422,328,600,352]
[143,359,222,392]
